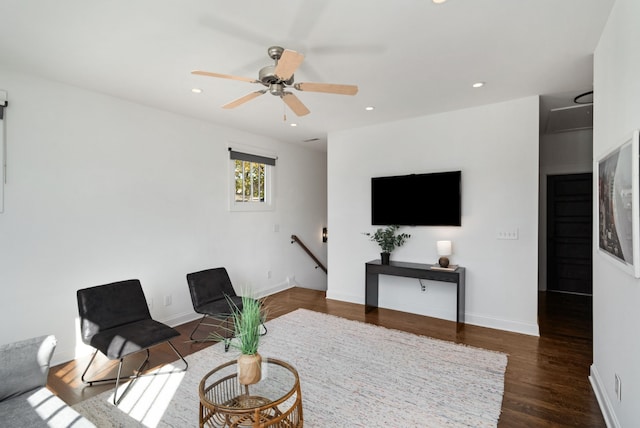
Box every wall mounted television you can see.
[371,170,461,226]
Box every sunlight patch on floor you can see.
[103,363,186,427]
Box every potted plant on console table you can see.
[363,225,411,265]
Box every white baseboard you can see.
[256,282,294,299]
[464,312,540,337]
[163,310,201,328]
[589,364,620,428]
[325,290,361,305]
[325,291,539,336]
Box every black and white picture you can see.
[598,130,640,277]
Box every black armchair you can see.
[77,279,188,405]
[186,267,266,350]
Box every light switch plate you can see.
[497,228,519,240]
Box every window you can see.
[229,148,276,211]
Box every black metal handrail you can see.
[290,235,327,273]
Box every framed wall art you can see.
[0,89,6,213]
[597,129,640,277]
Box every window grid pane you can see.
[234,160,244,202]
[235,160,267,203]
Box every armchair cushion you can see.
[0,335,56,401]
[89,318,181,360]
[196,295,244,318]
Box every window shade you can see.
[229,149,276,166]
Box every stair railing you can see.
[290,234,327,273]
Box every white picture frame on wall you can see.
[0,90,6,214]
[597,129,640,278]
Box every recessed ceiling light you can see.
[191,88,203,94]
[290,123,297,127]
[365,106,375,111]
[433,0,448,3]
[472,82,485,88]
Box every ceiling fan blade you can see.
[192,70,258,84]
[281,92,310,116]
[222,90,267,109]
[274,49,305,81]
[294,82,358,95]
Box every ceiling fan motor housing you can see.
[259,65,294,86]
[260,46,295,87]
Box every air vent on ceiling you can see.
[303,137,320,143]
[545,104,593,134]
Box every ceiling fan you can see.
[192,46,358,117]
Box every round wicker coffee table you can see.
[198,358,303,427]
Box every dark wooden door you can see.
[547,173,593,294]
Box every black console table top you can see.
[365,259,466,323]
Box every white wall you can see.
[327,96,540,336]
[538,129,593,290]
[591,0,640,425]
[0,68,327,365]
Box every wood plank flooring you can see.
[48,288,605,427]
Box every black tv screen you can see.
[371,171,461,226]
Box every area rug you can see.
[72,309,508,427]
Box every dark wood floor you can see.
[48,287,604,427]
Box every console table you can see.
[365,260,466,323]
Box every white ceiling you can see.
[0,0,614,150]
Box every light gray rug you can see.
[72,309,507,427]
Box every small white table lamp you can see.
[437,240,452,268]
